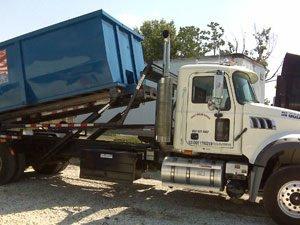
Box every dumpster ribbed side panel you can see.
[0,10,145,114]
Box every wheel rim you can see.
[277,180,300,218]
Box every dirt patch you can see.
[0,165,276,225]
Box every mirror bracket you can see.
[208,70,225,112]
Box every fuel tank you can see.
[161,156,224,191]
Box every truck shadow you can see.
[0,167,276,225]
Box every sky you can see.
[1,0,300,102]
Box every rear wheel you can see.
[264,166,300,225]
[11,153,26,182]
[33,160,69,175]
[0,144,17,185]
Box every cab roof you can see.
[179,64,259,84]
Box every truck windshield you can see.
[233,71,258,104]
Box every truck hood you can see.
[242,102,300,164]
[244,102,300,131]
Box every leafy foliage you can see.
[137,19,274,68]
[137,19,177,62]
[220,41,237,55]
[205,22,225,55]
[252,27,273,67]
[176,26,202,58]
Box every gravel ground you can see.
[0,165,276,225]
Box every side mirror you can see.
[208,70,225,111]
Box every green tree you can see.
[224,27,275,67]
[137,20,178,62]
[138,19,275,70]
[205,22,225,55]
[221,41,237,55]
[253,27,274,67]
[199,30,211,55]
[177,26,209,58]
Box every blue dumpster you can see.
[0,10,144,113]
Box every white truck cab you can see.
[174,64,258,155]
[174,64,300,161]
[159,62,300,225]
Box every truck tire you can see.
[263,166,300,225]
[11,153,26,182]
[0,144,17,185]
[33,160,69,175]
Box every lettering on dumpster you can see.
[0,49,8,85]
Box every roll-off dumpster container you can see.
[0,10,144,113]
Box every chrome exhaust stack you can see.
[162,30,171,78]
[155,30,173,145]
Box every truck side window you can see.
[192,76,214,103]
[220,82,231,111]
[192,76,231,111]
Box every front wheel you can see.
[264,166,300,225]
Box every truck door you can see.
[185,73,235,151]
